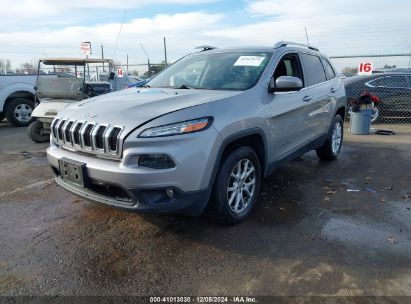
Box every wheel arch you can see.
[335,105,346,120]
[208,128,269,191]
[4,90,36,112]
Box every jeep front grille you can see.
[52,119,124,158]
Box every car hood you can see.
[58,87,242,131]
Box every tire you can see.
[5,98,35,127]
[27,120,50,143]
[370,104,382,124]
[316,114,343,161]
[0,113,5,121]
[207,146,261,225]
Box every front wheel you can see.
[28,120,50,143]
[207,146,261,225]
[5,98,35,127]
[0,113,5,122]
[316,115,343,161]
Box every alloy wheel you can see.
[331,121,342,154]
[13,104,33,122]
[226,159,256,214]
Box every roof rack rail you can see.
[274,41,319,52]
[195,45,217,52]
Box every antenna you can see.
[305,26,310,46]
[112,10,127,59]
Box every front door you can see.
[266,53,309,160]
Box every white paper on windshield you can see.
[233,56,265,67]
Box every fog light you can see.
[138,154,175,169]
[166,189,174,198]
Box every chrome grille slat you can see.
[73,122,84,146]
[57,119,66,142]
[51,118,124,158]
[95,125,107,151]
[51,119,59,140]
[64,121,74,144]
[109,127,122,152]
[83,124,94,148]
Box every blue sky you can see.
[0,0,410,69]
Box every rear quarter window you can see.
[300,53,327,86]
[321,58,336,80]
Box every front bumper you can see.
[46,126,221,214]
[54,176,209,215]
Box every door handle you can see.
[331,87,337,93]
[302,95,312,102]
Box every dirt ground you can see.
[0,120,410,297]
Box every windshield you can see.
[147,51,272,91]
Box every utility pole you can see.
[101,45,105,72]
[163,37,168,67]
[126,54,129,74]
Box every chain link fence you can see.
[330,54,411,130]
[2,54,410,131]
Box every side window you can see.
[377,76,408,88]
[321,58,336,80]
[273,54,303,82]
[300,53,327,86]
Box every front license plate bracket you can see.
[59,158,88,187]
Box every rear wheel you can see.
[207,146,261,225]
[370,103,381,123]
[5,98,35,127]
[27,120,50,143]
[316,115,343,161]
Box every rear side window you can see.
[300,53,327,86]
[321,58,336,80]
[371,76,408,88]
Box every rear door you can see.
[299,53,333,139]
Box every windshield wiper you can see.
[176,84,194,89]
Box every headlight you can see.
[138,117,212,138]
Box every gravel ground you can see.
[0,120,410,297]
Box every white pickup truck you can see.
[0,74,37,126]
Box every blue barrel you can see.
[350,109,372,135]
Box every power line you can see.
[112,10,127,60]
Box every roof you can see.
[199,44,321,55]
[39,58,113,65]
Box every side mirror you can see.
[108,71,115,80]
[269,76,303,92]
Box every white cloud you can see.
[0,12,224,67]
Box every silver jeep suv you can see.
[47,42,346,225]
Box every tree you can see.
[342,67,357,76]
[144,63,165,76]
[0,58,12,74]
[383,64,396,69]
[18,61,37,74]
